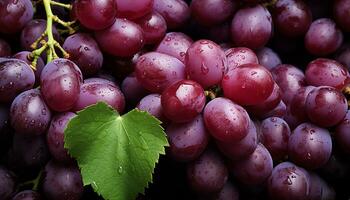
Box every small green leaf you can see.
[64,102,168,200]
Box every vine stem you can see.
[29,0,74,69]
[18,170,43,191]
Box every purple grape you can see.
[95,18,144,58]
[12,190,42,200]
[135,52,185,93]
[121,75,149,106]
[256,47,281,70]
[204,97,250,143]
[155,32,193,63]
[305,58,349,90]
[225,47,259,72]
[260,100,287,119]
[267,162,310,200]
[214,182,240,200]
[0,0,33,34]
[40,59,83,112]
[153,0,190,29]
[10,89,51,136]
[47,112,76,163]
[74,0,116,30]
[137,94,166,121]
[333,0,350,32]
[0,166,16,199]
[222,63,274,106]
[42,161,83,200]
[216,120,258,160]
[190,0,237,26]
[336,47,350,70]
[20,19,60,50]
[161,80,205,123]
[260,117,291,161]
[231,5,272,49]
[229,144,273,185]
[63,33,103,77]
[166,115,209,162]
[272,0,312,37]
[0,58,35,103]
[13,51,45,82]
[288,123,332,169]
[185,40,227,88]
[73,78,125,113]
[0,38,11,57]
[305,86,347,127]
[305,18,343,56]
[187,149,228,194]
[308,172,335,200]
[135,11,167,45]
[335,110,350,154]
[271,64,306,104]
[7,134,50,172]
[115,0,153,20]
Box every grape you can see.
[267,162,310,200]
[121,75,149,106]
[305,18,343,56]
[20,19,60,51]
[272,0,312,37]
[216,120,258,160]
[10,89,51,136]
[185,40,227,88]
[305,58,349,91]
[231,5,272,49]
[0,166,16,199]
[137,94,166,122]
[256,47,282,70]
[40,58,83,112]
[135,11,167,45]
[153,0,190,29]
[74,0,116,30]
[166,115,209,162]
[47,112,76,163]
[335,110,350,154]
[135,52,185,93]
[73,78,125,113]
[0,58,35,103]
[63,33,103,77]
[190,0,237,26]
[12,190,42,200]
[95,18,144,58]
[214,182,239,200]
[115,0,153,20]
[260,100,287,119]
[308,172,335,200]
[336,47,350,70]
[271,64,306,104]
[161,80,205,123]
[7,134,50,173]
[42,161,83,200]
[246,83,282,118]
[13,51,45,82]
[225,47,258,72]
[288,123,332,169]
[285,86,315,129]
[222,63,274,106]
[156,32,193,63]
[0,38,11,57]
[333,0,350,32]
[305,86,347,127]
[260,117,291,161]
[204,97,250,143]
[187,149,228,194]
[0,0,33,34]
[229,144,273,185]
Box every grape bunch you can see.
[0,0,350,199]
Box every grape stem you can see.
[343,86,350,107]
[18,170,43,191]
[28,0,75,69]
[263,0,278,7]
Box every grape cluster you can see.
[0,0,350,199]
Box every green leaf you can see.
[64,102,168,200]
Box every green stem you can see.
[50,0,72,9]
[18,170,43,191]
[205,90,216,100]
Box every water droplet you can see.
[118,166,123,174]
